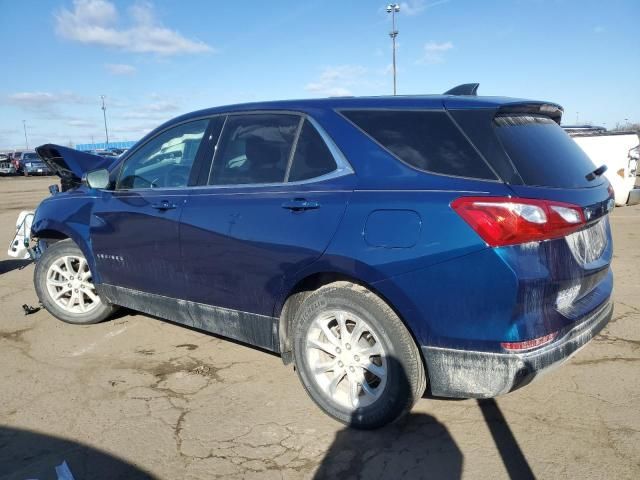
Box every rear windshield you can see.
[494,115,602,188]
[342,110,497,180]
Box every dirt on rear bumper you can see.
[422,300,613,398]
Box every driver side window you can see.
[117,119,208,190]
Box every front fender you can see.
[32,196,100,283]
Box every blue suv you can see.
[31,86,613,428]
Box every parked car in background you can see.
[10,151,25,173]
[96,149,120,158]
[21,86,614,428]
[563,125,639,206]
[21,152,52,175]
[0,161,16,175]
[108,148,128,156]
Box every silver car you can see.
[0,161,16,175]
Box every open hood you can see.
[35,144,116,183]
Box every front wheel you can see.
[292,281,426,429]
[34,239,115,324]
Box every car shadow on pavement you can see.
[0,425,153,480]
[314,357,535,479]
[314,411,463,479]
[0,259,31,275]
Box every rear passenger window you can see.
[342,110,496,180]
[287,120,337,182]
[209,114,300,185]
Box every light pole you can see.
[386,4,400,95]
[100,95,110,148]
[22,120,29,150]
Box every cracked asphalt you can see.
[0,176,638,479]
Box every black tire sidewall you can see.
[34,240,113,325]
[293,283,421,429]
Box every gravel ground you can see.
[0,176,638,479]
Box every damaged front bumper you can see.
[423,300,613,398]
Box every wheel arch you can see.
[31,219,99,282]
[276,270,425,367]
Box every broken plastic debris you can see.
[55,461,76,480]
[22,304,40,315]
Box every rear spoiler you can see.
[35,144,115,190]
[496,103,563,124]
[443,84,563,124]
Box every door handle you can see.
[281,198,320,211]
[151,200,177,211]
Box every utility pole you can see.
[386,4,400,95]
[22,120,29,150]
[575,111,579,124]
[100,95,110,148]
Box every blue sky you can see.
[1,0,638,149]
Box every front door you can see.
[90,118,210,299]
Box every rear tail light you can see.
[451,196,586,247]
[501,332,557,352]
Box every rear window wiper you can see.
[585,164,607,181]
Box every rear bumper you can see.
[627,188,640,206]
[422,301,613,398]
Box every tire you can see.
[34,239,115,324]
[292,281,426,429]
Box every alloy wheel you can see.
[45,255,101,314]
[305,310,387,410]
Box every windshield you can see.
[494,115,604,188]
[23,153,39,160]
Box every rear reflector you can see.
[501,332,557,352]
[451,196,586,247]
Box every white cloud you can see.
[117,99,181,120]
[6,91,87,109]
[66,119,96,128]
[416,41,453,64]
[55,0,213,55]
[305,65,368,97]
[398,0,451,16]
[399,0,426,16]
[593,25,606,34]
[105,63,137,75]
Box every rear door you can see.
[179,112,355,316]
[90,119,209,299]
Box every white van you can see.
[564,126,639,206]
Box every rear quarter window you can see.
[341,110,497,180]
[494,115,602,188]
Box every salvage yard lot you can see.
[0,176,639,480]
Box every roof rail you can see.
[443,83,479,96]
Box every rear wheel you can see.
[34,239,115,324]
[292,281,426,429]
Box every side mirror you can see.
[83,168,111,189]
